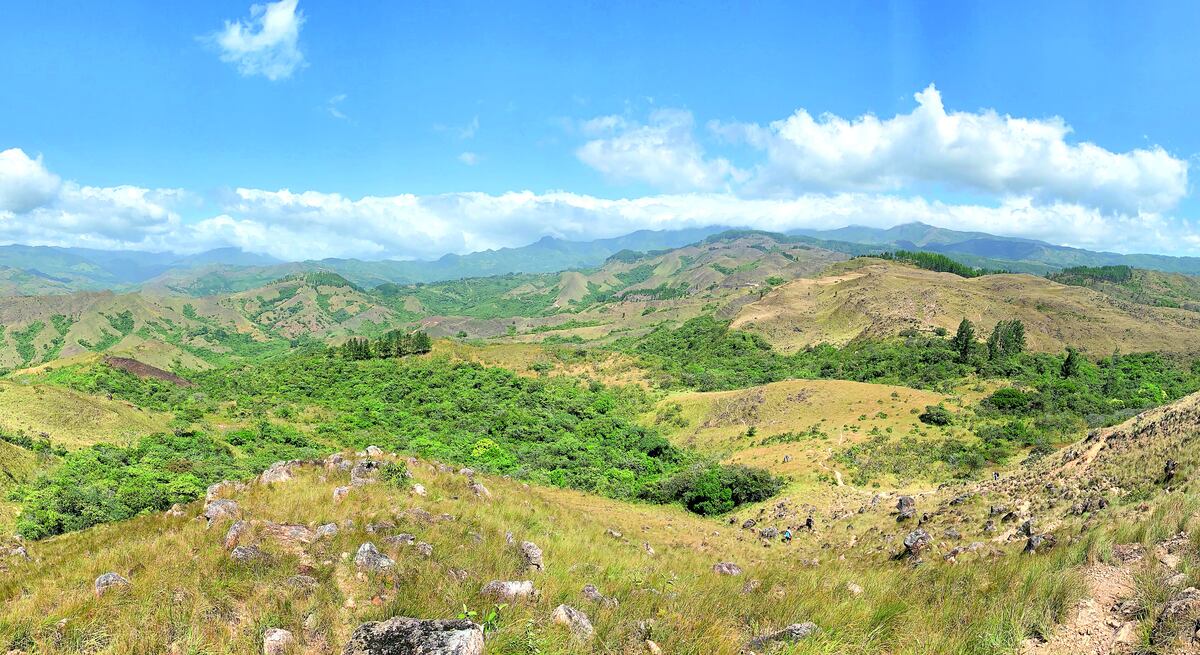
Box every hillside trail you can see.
[1021,563,1137,655]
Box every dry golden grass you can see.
[650,379,950,484]
[432,341,651,387]
[0,455,1086,655]
[733,260,1200,356]
[0,379,170,449]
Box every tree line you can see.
[339,329,433,360]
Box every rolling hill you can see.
[732,258,1200,356]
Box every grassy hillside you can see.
[1048,265,1200,312]
[733,259,1200,356]
[0,451,1089,655]
[0,379,171,449]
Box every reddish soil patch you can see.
[104,356,195,387]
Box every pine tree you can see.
[950,318,975,363]
[1061,347,1081,378]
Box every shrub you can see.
[918,405,953,426]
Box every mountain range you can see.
[2,222,1200,298]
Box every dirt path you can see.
[1021,564,1137,655]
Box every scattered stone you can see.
[262,628,295,655]
[480,580,535,601]
[605,529,623,539]
[367,521,396,534]
[712,562,743,576]
[900,529,931,560]
[645,640,663,654]
[354,543,395,572]
[224,520,250,550]
[94,572,130,597]
[203,499,240,529]
[342,617,483,655]
[519,541,544,572]
[550,604,594,641]
[166,503,186,517]
[458,468,475,478]
[748,622,819,649]
[759,527,779,540]
[351,460,383,487]
[642,542,655,556]
[260,460,302,485]
[416,542,434,558]
[333,486,350,502]
[741,519,757,529]
[741,579,761,594]
[468,481,491,498]
[383,533,416,547]
[581,584,604,602]
[944,527,961,541]
[316,523,339,539]
[365,445,384,457]
[412,483,427,496]
[1018,518,1034,537]
[1164,458,1178,484]
[896,496,916,521]
[231,545,270,564]
[1151,587,1200,647]
[1023,534,1056,554]
[846,582,864,596]
[261,523,317,552]
[324,453,352,472]
[285,575,319,593]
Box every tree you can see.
[950,318,976,363]
[987,320,1026,360]
[1061,347,1082,378]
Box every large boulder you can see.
[748,622,819,649]
[480,580,535,601]
[342,617,483,655]
[355,543,395,572]
[900,529,932,560]
[224,520,251,550]
[94,572,130,597]
[231,545,271,564]
[261,523,317,554]
[1151,587,1200,647]
[896,496,916,521]
[550,604,594,641]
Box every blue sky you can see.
[1,0,1199,260]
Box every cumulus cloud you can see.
[0,148,61,213]
[206,0,306,81]
[1,146,1198,261]
[577,109,744,192]
[458,152,480,166]
[580,85,1188,215]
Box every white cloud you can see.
[0,148,61,213]
[206,0,306,81]
[326,94,348,120]
[580,85,1188,215]
[458,152,480,166]
[576,109,744,192]
[1,145,1198,261]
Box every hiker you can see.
[781,528,792,543]
[992,471,999,481]
[804,515,814,531]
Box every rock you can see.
[416,542,433,558]
[365,445,384,457]
[412,483,426,497]
[645,640,663,654]
[351,460,383,487]
[231,545,270,564]
[224,520,250,550]
[333,486,351,502]
[263,628,295,655]
[324,453,350,471]
[550,604,594,641]
[581,584,604,602]
[1152,587,1200,646]
[383,533,416,547]
[355,543,395,572]
[605,528,623,539]
[846,582,864,596]
[468,481,491,498]
[519,541,544,572]
[759,527,779,540]
[342,617,483,655]
[944,528,961,541]
[748,622,819,649]
[741,579,762,594]
[712,562,743,576]
[896,496,916,521]
[1164,458,1178,483]
[480,580,535,601]
[642,542,655,556]
[203,499,240,529]
[900,529,931,560]
[367,521,396,534]
[741,519,757,529]
[1018,518,1034,537]
[94,572,130,597]
[260,460,302,485]
[316,523,339,539]
[166,503,186,517]
[285,575,319,593]
[261,523,317,552]
[458,467,476,477]
[205,480,242,502]
[1024,534,1056,554]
